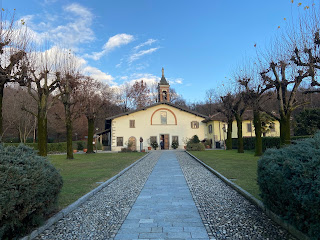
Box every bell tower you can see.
[158,67,170,102]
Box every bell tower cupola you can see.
[158,67,170,102]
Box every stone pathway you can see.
[115,151,209,240]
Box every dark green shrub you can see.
[258,133,320,238]
[150,141,158,150]
[77,141,85,150]
[171,140,179,149]
[190,135,200,144]
[186,142,205,151]
[0,144,63,239]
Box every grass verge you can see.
[49,152,146,209]
[190,150,261,199]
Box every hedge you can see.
[3,141,89,153]
[232,136,312,152]
[0,144,63,239]
[257,132,320,239]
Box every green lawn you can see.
[190,150,261,199]
[49,152,146,209]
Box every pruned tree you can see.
[56,50,82,159]
[0,11,29,141]
[260,49,310,146]
[23,47,61,156]
[236,61,273,156]
[217,93,235,150]
[78,76,112,153]
[231,91,247,153]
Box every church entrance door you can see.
[160,134,169,150]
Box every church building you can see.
[102,68,280,151]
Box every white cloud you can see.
[83,66,115,85]
[169,77,183,85]
[127,73,159,86]
[86,33,134,60]
[19,3,94,49]
[49,4,94,46]
[133,39,157,51]
[128,47,159,63]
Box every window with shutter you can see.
[129,120,135,128]
[191,121,199,129]
[117,137,123,146]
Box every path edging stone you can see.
[186,151,310,240]
[20,153,150,240]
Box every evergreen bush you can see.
[190,135,200,143]
[0,144,63,239]
[171,140,179,149]
[257,133,320,238]
[186,142,205,151]
[76,141,85,150]
[150,141,158,150]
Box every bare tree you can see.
[78,77,112,153]
[0,11,29,140]
[260,43,310,146]
[237,62,273,156]
[129,80,151,109]
[217,93,235,150]
[56,50,82,159]
[23,47,61,156]
[2,86,36,143]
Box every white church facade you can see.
[102,68,280,151]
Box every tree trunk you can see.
[253,110,263,156]
[38,108,47,156]
[280,114,291,146]
[65,104,73,159]
[0,85,3,142]
[87,117,94,153]
[226,119,233,150]
[236,114,244,153]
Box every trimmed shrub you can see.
[186,142,205,151]
[171,140,179,149]
[0,144,63,239]
[190,135,200,144]
[258,133,320,238]
[150,141,158,150]
[76,141,85,150]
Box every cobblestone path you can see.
[115,151,209,240]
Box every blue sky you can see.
[1,0,314,102]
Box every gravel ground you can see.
[35,152,160,240]
[176,151,296,240]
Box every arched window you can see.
[208,124,212,133]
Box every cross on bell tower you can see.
[158,67,170,102]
